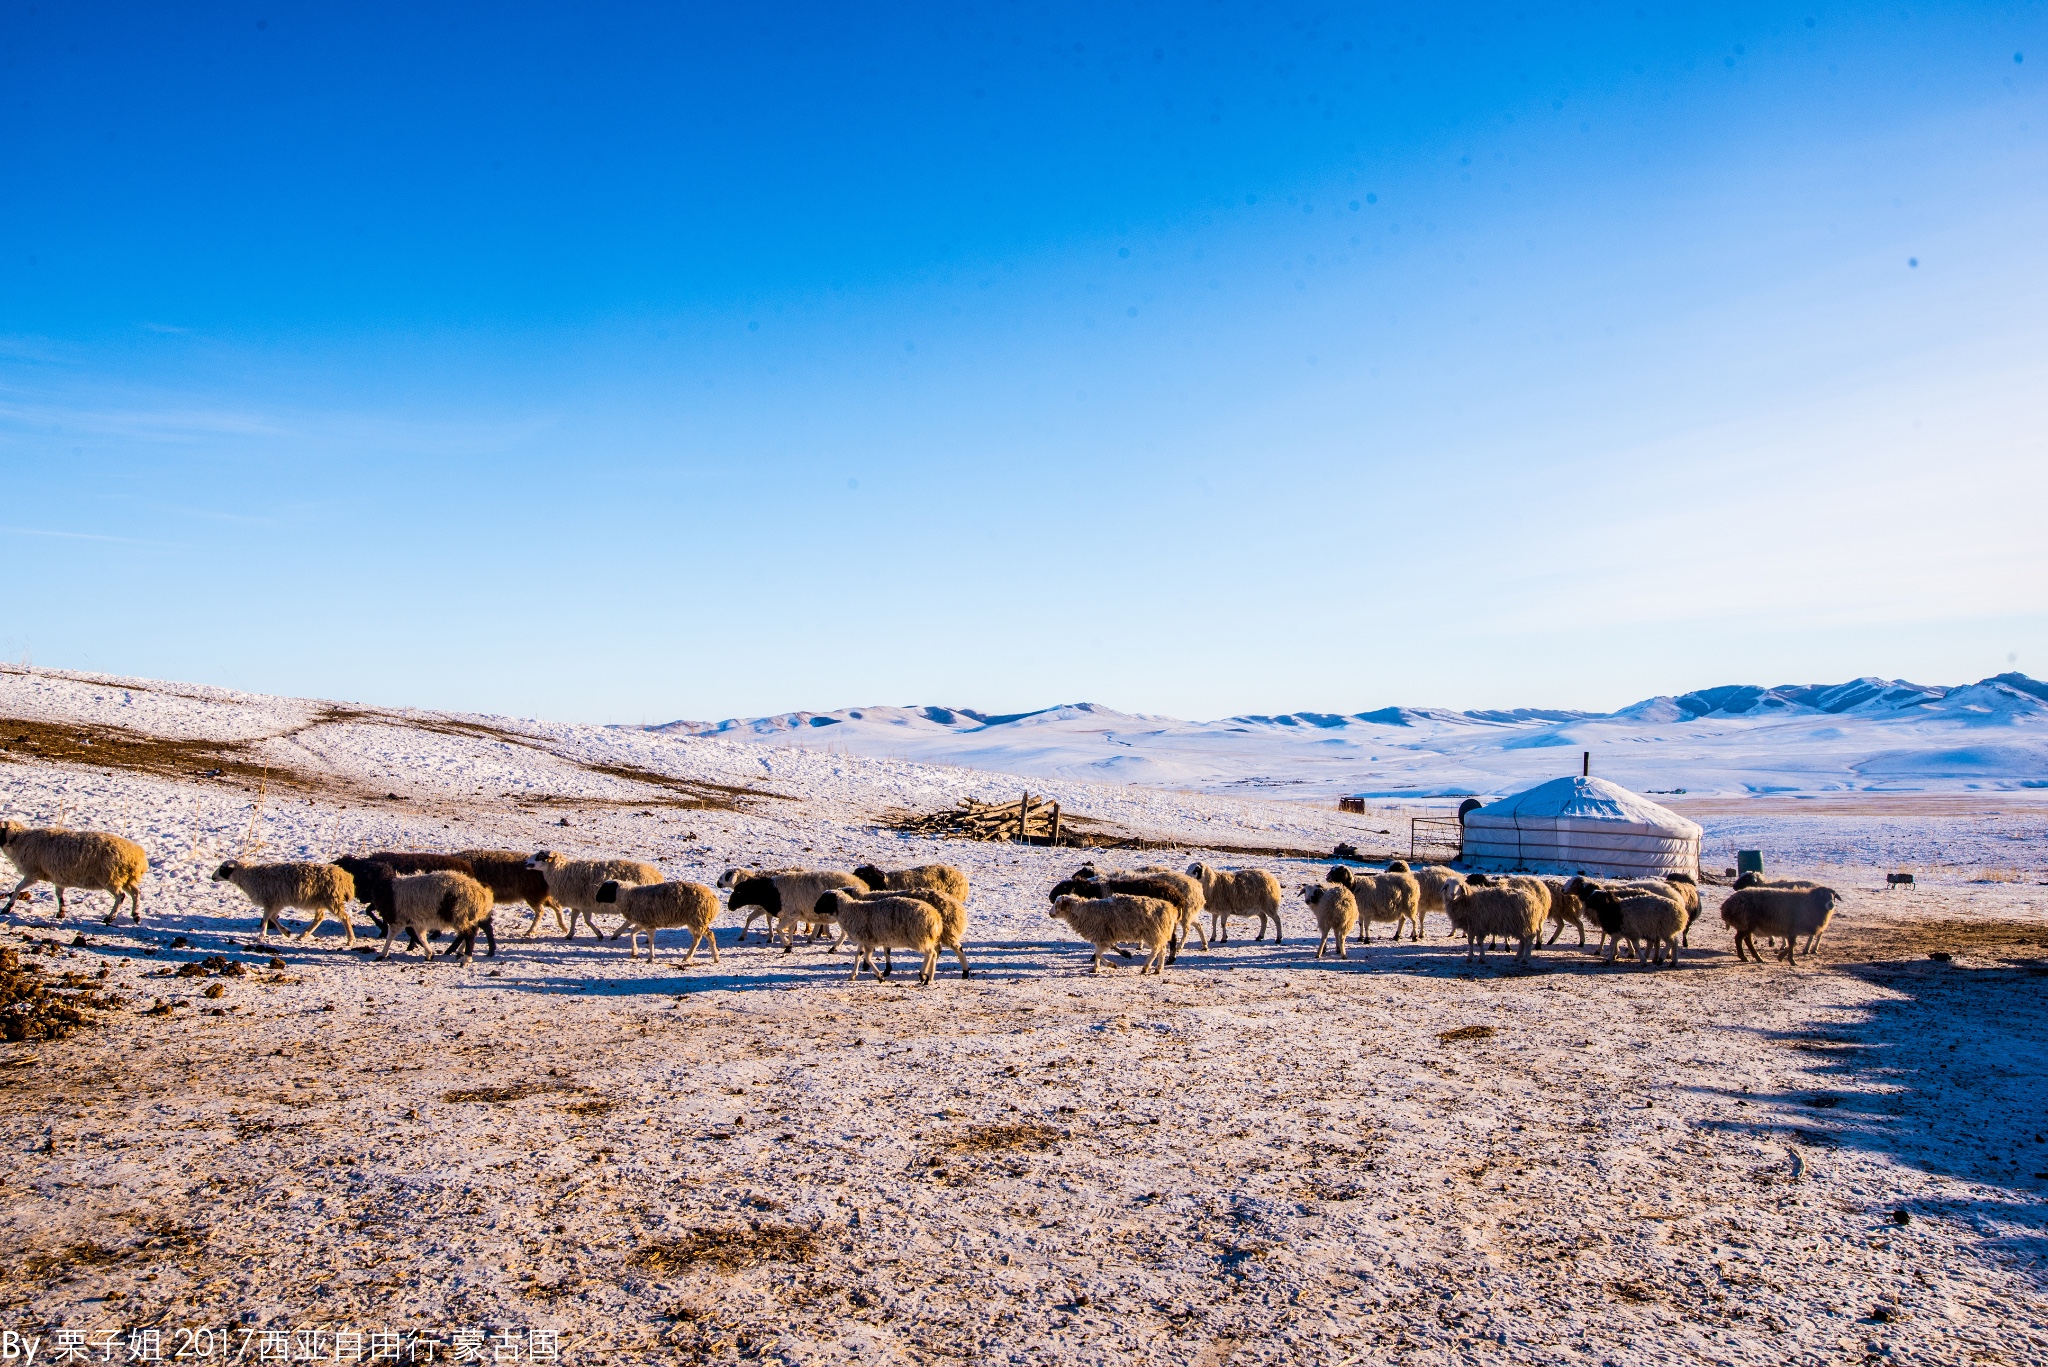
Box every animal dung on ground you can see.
[1436,1024,1498,1043]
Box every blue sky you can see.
[3,2,2043,723]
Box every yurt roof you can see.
[1464,775,1703,840]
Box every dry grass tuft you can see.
[630,1224,818,1274]
[942,1121,1064,1153]
[441,1082,582,1105]
[1436,1024,1498,1043]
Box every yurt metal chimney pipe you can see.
[1583,751,1589,777]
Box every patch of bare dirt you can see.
[1819,916,2048,964]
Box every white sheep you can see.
[1186,862,1284,944]
[1540,878,1588,947]
[816,890,943,985]
[1720,884,1841,963]
[1050,892,1177,975]
[211,861,357,945]
[596,878,723,964]
[376,870,494,966]
[0,822,147,924]
[1442,880,1547,967]
[1061,866,1210,959]
[1331,867,1422,943]
[1300,884,1357,960]
[1406,865,1466,937]
[525,851,664,938]
[840,885,972,979]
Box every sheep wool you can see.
[853,863,970,904]
[1186,862,1284,945]
[1050,892,1177,976]
[211,861,357,945]
[1300,884,1357,960]
[1442,881,1547,967]
[1347,870,1422,943]
[526,851,664,938]
[1720,885,1841,963]
[0,823,148,924]
[595,879,722,964]
[816,890,943,985]
[457,849,567,935]
[376,871,494,966]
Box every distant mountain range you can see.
[641,675,2048,800]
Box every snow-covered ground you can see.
[647,673,2048,802]
[2,664,2045,1365]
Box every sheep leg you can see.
[1574,919,1586,948]
[879,946,894,980]
[1182,914,1209,952]
[296,907,324,942]
[0,873,41,915]
[919,948,937,986]
[949,942,972,979]
[53,886,67,920]
[1091,947,1105,975]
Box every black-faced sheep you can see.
[853,863,970,904]
[457,848,567,936]
[596,879,722,964]
[212,861,357,945]
[360,867,493,965]
[1575,882,1687,967]
[1186,862,1284,944]
[1300,884,1357,960]
[1441,880,1547,967]
[1719,884,1841,963]
[816,890,943,985]
[360,851,498,957]
[725,869,866,952]
[0,823,147,924]
[1049,892,1177,975]
[526,851,664,939]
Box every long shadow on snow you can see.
[1684,956,2048,1283]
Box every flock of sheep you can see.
[0,819,1842,981]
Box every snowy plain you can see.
[1,664,2045,1366]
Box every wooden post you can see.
[1049,801,1061,847]
[1017,791,1031,845]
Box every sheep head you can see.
[595,880,622,905]
[0,821,18,845]
[526,850,565,871]
[852,865,887,891]
[1325,865,1353,886]
[210,861,241,881]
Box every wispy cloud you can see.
[0,526,185,549]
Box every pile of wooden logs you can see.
[887,793,1064,844]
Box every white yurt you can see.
[1460,775,1702,878]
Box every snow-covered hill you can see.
[646,674,2048,799]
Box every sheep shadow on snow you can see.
[1689,956,2048,1284]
